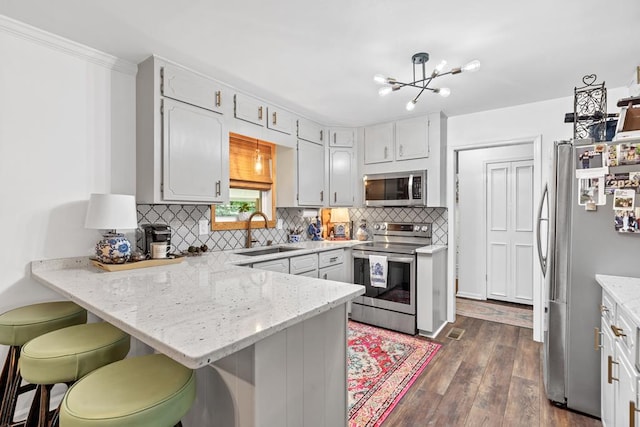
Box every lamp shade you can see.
[85,194,138,230]
[330,208,350,223]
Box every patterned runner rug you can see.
[456,297,533,329]
[348,321,441,426]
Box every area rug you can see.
[348,321,441,426]
[456,297,533,329]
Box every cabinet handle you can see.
[384,146,388,159]
[258,106,263,120]
[215,90,221,107]
[329,257,338,262]
[399,144,404,157]
[608,355,619,384]
[594,328,603,350]
[600,304,609,313]
[320,190,324,202]
[320,130,324,141]
[323,273,328,279]
[611,324,627,337]
[215,181,221,197]
[334,192,337,203]
[333,133,336,144]
[272,111,277,125]
[631,401,640,427]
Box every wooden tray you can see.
[90,255,185,272]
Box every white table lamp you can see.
[85,193,138,264]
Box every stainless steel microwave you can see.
[363,170,427,207]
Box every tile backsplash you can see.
[136,205,447,253]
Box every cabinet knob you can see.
[323,274,328,279]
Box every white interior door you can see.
[486,159,534,304]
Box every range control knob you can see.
[413,225,421,232]
[379,223,387,230]
[421,225,430,232]
[373,223,381,230]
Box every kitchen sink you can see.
[234,246,302,257]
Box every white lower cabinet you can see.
[600,288,640,427]
[416,248,447,337]
[290,253,318,276]
[252,258,289,273]
[319,263,345,281]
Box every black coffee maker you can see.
[140,224,172,256]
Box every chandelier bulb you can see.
[437,87,451,98]
[373,74,387,84]
[435,60,447,73]
[462,60,481,72]
[378,86,393,97]
[406,99,417,111]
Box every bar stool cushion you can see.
[20,322,130,385]
[0,301,87,346]
[60,354,196,427]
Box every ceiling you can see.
[1,0,639,127]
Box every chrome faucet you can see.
[246,211,268,248]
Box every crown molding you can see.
[0,14,137,76]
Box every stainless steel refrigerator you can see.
[539,140,639,417]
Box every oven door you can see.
[352,250,415,315]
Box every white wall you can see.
[0,16,136,312]
[447,85,629,341]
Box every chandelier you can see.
[374,52,481,111]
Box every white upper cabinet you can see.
[297,140,326,206]
[395,116,429,160]
[161,63,224,114]
[298,118,326,145]
[234,93,266,127]
[329,148,354,206]
[267,106,293,135]
[363,122,394,164]
[329,128,354,147]
[136,56,229,204]
[162,98,226,203]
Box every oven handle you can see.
[352,251,415,264]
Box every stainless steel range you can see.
[350,222,431,335]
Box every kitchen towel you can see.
[369,255,388,288]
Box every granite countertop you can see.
[415,244,448,254]
[595,274,640,326]
[31,240,364,369]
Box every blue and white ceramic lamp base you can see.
[95,233,132,264]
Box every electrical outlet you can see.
[276,219,283,230]
[198,219,209,236]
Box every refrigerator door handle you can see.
[536,184,549,277]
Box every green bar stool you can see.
[60,354,196,427]
[0,302,87,426]
[19,322,130,427]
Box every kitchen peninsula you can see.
[31,243,364,427]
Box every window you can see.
[211,133,276,230]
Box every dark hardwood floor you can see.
[382,315,602,427]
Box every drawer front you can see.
[601,290,616,326]
[289,254,318,275]
[253,258,289,273]
[318,249,344,269]
[615,305,636,361]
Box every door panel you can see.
[486,159,534,304]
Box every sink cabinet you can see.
[252,258,290,273]
[136,56,229,204]
[290,253,319,276]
